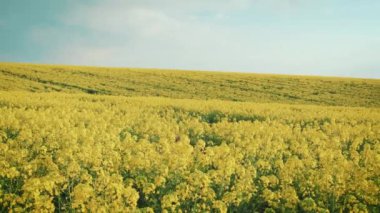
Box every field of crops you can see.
[1,63,379,107]
[0,63,379,212]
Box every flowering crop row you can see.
[0,92,379,212]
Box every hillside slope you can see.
[1,63,380,212]
[1,62,379,107]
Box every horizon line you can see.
[1,60,379,80]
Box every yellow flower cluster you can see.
[0,92,379,212]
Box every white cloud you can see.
[29,0,380,78]
[61,0,249,37]
[49,0,252,68]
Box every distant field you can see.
[0,62,379,107]
[0,63,379,212]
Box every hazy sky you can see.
[1,0,380,78]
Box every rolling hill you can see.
[1,62,379,107]
[0,62,379,212]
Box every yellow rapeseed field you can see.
[0,63,379,212]
[1,62,379,107]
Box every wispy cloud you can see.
[61,0,248,37]
[40,0,250,68]
[24,0,380,78]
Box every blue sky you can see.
[1,0,380,78]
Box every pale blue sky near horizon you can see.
[1,0,380,78]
